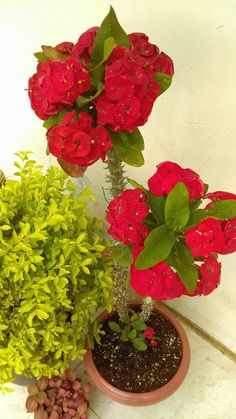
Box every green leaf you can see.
[128,178,147,192]
[132,338,147,351]
[41,45,68,61]
[111,132,144,167]
[103,37,116,61]
[143,213,158,230]
[0,225,11,231]
[91,6,130,67]
[111,244,132,267]
[135,225,176,270]
[185,209,207,229]
[128,329,137,339]
[207,200,236,220]
[131,320,147,331]
[154,72,172,95]
[165,182,190,231]
[43,109,69,129]
[148,193,166,224]
[33,52,48,62]
[108,321,121,333]
[76,82,104,107]
[119,129,144,151]
[168,242,198,293]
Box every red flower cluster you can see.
[106,189,149,245]
[70,27,99,69]
[204,191,236,255]
[185,218,225,257]
[28,59,90,120]
[189,256,221,296]
[130,246,186,300]
[143,327,158,347]
[148,161,204,201]
[47,111,111,166]
[95,33,173,132]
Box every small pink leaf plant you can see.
[107,161,236,300]
[25,368,90,419]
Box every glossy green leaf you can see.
[43,109,69,129]
[147,193,166,224]
[127,178,147,192]
[132,338,147,351]
[111,244,132,267]
[41,45,68,61]
[165,182,190,231]
[168,242,198,292]
[207,200,236,220]
[154,72,172,95]
[111,132,144,167]
[76,82,104,107]
[135,225,176,269]
[185,209,207,229]
[131,320,147,331]
[33,52,48,62]
[91,6,130,66]
[108,321,121,333]
[103,37,116,61]
[128,329,137,339]
[120,129,144,151]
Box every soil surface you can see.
[92,310,183,393]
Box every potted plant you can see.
[0,151,113,392]
[26,6,236,406]
[85,161,236,405]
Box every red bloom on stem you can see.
[106,189,149,246]
[204,191,236,202]
[187,256,221,296]
[148,161,205,201]
[71,27,99,68]
[130,246,186,300]
[46,111,111,166]
[55,42,74,54]
[185,218,225,257]
[28,59,90,120]
[143,327,155,339]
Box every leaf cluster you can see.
[0,152,113,385]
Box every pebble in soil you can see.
[93,311,183,393]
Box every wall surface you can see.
[1,0,236,351]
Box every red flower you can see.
[143,327,155,339]
[130,246,186,300]
[185,218,225,257]
[204,191,236,201]
[220,218,236,254]
[150,340,158,347]
[28,59,90,120]
[106,189,149,246]
[187,256,221,296]
[46,111,111,166]
[148,161,204,201]
[71,27,98,68]
[55,42,74,54]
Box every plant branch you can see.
[139,296,154,322]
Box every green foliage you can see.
[135,225,176,270]
[0,152,113,385]
[154,72,172,95]
[167,242,198,292]
[110,130,145,167]
[111,244,132,267]
[76,82,104,108]
[165,182,190,231]
[108,309,147,351]
[207,200,236,220]
[91,6,130,68]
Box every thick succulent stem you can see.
[0,170,5,188]
[106,149,128,321]
[139,296,154,322]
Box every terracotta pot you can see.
[85,301,190,406]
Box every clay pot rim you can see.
[85,301,191,406]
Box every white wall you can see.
[1,0,236,351]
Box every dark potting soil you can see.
[92,310,182,393]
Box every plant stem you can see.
[106,149,128,321]
[139,296,154,322]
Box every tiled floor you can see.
[1,324,236,419]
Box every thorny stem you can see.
[106,149,128,321]
[139,296,154,322]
